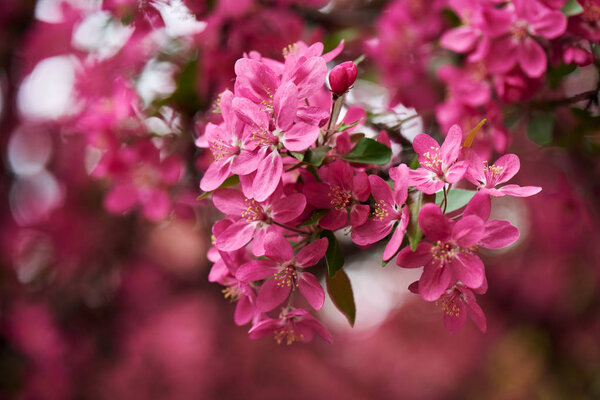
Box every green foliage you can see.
[304,146,331,167]
[326,269,356,326]
[562,0,584,16]
[528,113,555,146]
[341,138,392,165]
[321,230,345,277]
[436,189,477,214]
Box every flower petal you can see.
[518,37,546,78]
[418,203,452,242]
[498,184,542,197]
[319,209,348,230]
[236,259,280,282]
[264,232,294,263]
[298,272,325,310]
[274,81,298,131]
[212,188,247,216]
[216,220,256,252]
[282,122,320,152]
[450,253,484,289]
[452,215,485,248]
[296,238,328,267]
[257,278,291,312]
[480,220,519,249]
[271,193,306,223]
[396,242,433,268]
[252,150,282,202]
[419,262,452,301]
[440,124,463,166]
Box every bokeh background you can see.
[1,0,599,399]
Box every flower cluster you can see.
[371,0,600,158]
[203,42,542,344]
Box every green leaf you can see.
[547,63,577,89]
[435,189,477,214]
[528,114,555,146]
[406,190,435,250]
[350,133,365,143]
[326,269,356,326]
[353,54,366,66]
[562,0,584,16]
[304,146,331,167]
[298,209,328,227]
[291,152,304,161]
[321,230,345,277]
[341,138,392,165]
[336,120,362,133]
[196,175,239,199]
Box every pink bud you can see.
[328,61,358,96]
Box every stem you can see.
[441,185,448,214]
[324,93,344,144]
[272,221,311,235]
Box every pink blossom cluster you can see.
[370,0,600,158]
[202,42,542,344]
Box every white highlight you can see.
[152,0,207,37]
[17,56,78,121]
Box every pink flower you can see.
[208,232,259,326]
[303,160,371,231]
[351,165,410,261]
[396,193,519,301]
[409,281,487,333]
[328,61,358,96]
[93,140,182,221]
[199,90,250,192]
[212,187,306,256]
[232,80,326,201]
[409,125,469,194]
[484,0,567,78]
[236,233,328,312]
[466,153,542,197]
[248,308,332,345]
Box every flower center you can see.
[210,136,237,162]
[511,21,529,41]
[222,286,241,302]
[431,241,456,266]
[282,43,298,58]
[273,265,298,289]
[422,147,442,171]
[251,124,277,147]
[274,325,304,345]
[241,199,265,222]
[437,293,461,317]
[328,186,352,210]
[374,199,390,221]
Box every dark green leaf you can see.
[562,0,584,16]
[326,269,356,326]
[547,63,577,89]
[406,190,435,250]
[321,230,345,277]
[435,189,477,214]
[298,209,328,227]
[291,152,304,161]
[197,175,239,199]
[528,114,555,146]
[409,156,420,170]
[341,138,392,165]
[304,146,331,167]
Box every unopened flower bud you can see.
[328,61,358,96]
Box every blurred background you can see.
[1,0,599,399]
